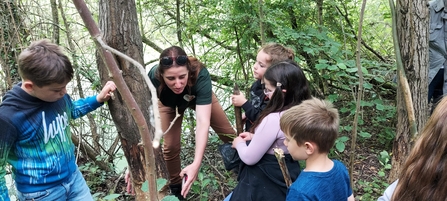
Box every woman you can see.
[225,60,311,201]
[378,95,447,201]
[148,46,235,199]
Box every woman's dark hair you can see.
[155,46,203,94]
[250,60,311,133]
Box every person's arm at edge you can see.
[180,104,211,197]
[377,180,398,201]
[348,194,355,201]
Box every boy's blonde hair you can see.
[259,43,295,65]
[280,97,339,153]
[18,39,73,87]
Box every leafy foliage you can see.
[0,0,402,200]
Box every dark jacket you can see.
[241,79,268,131]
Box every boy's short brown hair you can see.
[280,97,339,153]
[18,39,73,87]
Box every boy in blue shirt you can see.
[0,39,116,200]
[280,98,355,201]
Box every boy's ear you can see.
[304,142,315,155]
[22,80,34,91]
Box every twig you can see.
[163,107,181,135]
[273,148,292,187]
[95,37,164,148]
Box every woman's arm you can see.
[180,104,211,197]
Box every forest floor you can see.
[92,136,391,201]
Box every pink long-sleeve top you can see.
[234,112,289,165]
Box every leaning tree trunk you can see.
[97,0,169,199]
[389,0,429,182]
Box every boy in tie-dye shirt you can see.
[0,39,116,201]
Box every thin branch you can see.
[274,148,292,187]
[350,0,367,190]
[94,37,164,148]
[163,107,181,135]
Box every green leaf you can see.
[337,136,350,142]
[328,94,338,102]
[337,63,347,70]
[198,172,204,181]
[202,178,211,187]
[141,180,149,192]
[359,131,372,138]
[363,82,373,89]
[315,63,329,70]
[327,65,338,71]
[335,142,345,152]
[346,67,358,73]
[157,178,168,191]
[103,194,121,200]
[162,195,180,201]
[374,76,385,83]
[376,103,385,111]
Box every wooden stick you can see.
[274,148,292,187]
[233,83,244,134]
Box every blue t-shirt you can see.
[286,160,353,201]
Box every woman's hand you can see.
[179,162,201,198]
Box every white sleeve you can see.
[377,180,398,201]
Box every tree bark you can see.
[233,83,243,134]
[389,0,429,182]
[0,1,26,90]
[97,0,169,199]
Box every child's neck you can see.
[304,154,333,172]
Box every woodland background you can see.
[0,0,430,200]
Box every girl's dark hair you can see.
[250,60,311,133]
[155,46,203,94]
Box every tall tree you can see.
[389,0,429,181]
[96,0,169,199]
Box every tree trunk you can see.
[0,1,27,91]
[389,0,429,182]
[97,0,169,199]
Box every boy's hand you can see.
[231,94,247,107]
[97,81,117,103]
